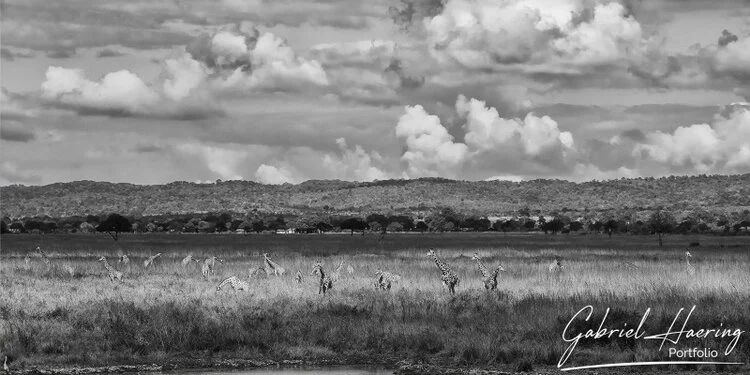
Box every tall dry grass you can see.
[1,233,749,371]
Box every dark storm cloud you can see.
[97,48,127,58]
[0,122,36,142]
[46,48,77,59]
[718,29,739,46]
[0,47,35,61]
[620,129,646,142]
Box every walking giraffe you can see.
[330,260,345,282]
[263,253,286,276]
[295,270,303,284]
[685,250,696,275]
[375,268,401,290]
[548,257,563,273]
[427,248,459,294]
[181,254,194,267]
[472,253,505,290]
[311,262,333,295]
[98,256,123,282]
[216,276,250,291]
[143,253,162,268]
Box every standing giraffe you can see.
[685,250,696,275]
[263,253,286,276]
[472,253,505,290]
[295,270,303,284]
[375,268,401,290]
[311,262,333,295]
[98,256,123,282]
[216,276,250,291]
[143,253,162,268]
[181,254,194,267]
[330,260,345,282]
[36,247,51,269]
[427,248,459,294]
[548,258,563,273]
[202,256,223,278]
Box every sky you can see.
[1,0,749,185]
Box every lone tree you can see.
[97,213,132,241]
[648,209,676,247]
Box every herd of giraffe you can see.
[18,246,700,296]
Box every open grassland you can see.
[1,233,749,373]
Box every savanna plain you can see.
[1,232,749,373]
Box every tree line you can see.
[3,207,749,245]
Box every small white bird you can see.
[4,355,9,372]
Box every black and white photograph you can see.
[1,0,749,374]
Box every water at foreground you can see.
[180,367,395,375]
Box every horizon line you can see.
[2,172,748,188]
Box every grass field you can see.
[1,232,749,373]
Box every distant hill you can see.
[1,174,749,218]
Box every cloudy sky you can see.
[1,0,749,185]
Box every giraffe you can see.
[295,269,303,284]
[202,256,223,278]
[216,276,250,291]
[472,253,505,290]
[181,254,194,267]
[375,268,401,290]
[63,264,76,277]
[118,254,130,265]
[36,247,51,269]
[330,260,345,282]
[427,248,459,294]
[548,257,563,273]
[98,256,123,282]
[311,262,333,295]
[143,253,162,268]
[263,253,286,276]
[685,250,696,275]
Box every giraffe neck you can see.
[474,257,489,277]
[686,255,691,266]
[102,259,115,273]
[431,253,449,275]
[491,265,502,278]
[317,267,326,281]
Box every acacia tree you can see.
[648,209,676,247]
[96,213,132,241]
[341,217,368,236]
